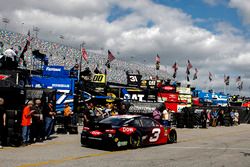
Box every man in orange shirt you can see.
[64,103,73,133]
[21,101,35,145]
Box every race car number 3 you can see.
[149,128,160,142]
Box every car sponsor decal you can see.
[0,74,10,80]
[149,128,161,142]
[90,130,103,136]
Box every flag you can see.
[193,68,198,80]
[19,30,31,60]
[105,50,115,68]
[105,60,111,68]
[236,76,243,90]
[187,60,193,70]
[186,60,192,75]
[94,64,101,74]
[209,72,212,82]
[172,62,178,71]
[81,48,88,63]
[172,62,178,78]
[155,54,160,63]
[155,54,160,70]
[236,76,241,83]
[224,75,230,86]
[238,81,243,91]
[108,50,115,62]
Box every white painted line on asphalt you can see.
[166,146,250,151]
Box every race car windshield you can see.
[99,117,129,126]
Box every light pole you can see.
[33,26,40,38]
[2,18,9,30]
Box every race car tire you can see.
[168,130,177,144]
[129,133,141,149]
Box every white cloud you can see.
[229,0,250,25]
[0,0,250,94]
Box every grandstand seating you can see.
[0,29,167,83]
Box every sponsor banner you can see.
[92,74,106,83]
[127,74,142,87]
[140,80,147,89]
[178,94,192,103]
[147,80,157,89]
[158,93,179,102]
[176,87,191,94]
[129,102,161,114]
[43,66,69,78]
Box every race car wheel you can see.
[168,130,177,144]
[129,133,141,149]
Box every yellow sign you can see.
[92,74,106,83]
[106,93,116,102]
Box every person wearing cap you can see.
[30,99,44,142]
[0,98,6,149]
[43,101,56,139]
[21,101,35,146]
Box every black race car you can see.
[81,115,177,149]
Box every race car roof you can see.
[110,115,141,119]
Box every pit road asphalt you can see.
[1,124,250,167]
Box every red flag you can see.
[81,48,88,62]
[108,50,115,62]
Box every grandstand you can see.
[0,29,167,83]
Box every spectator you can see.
[234,110,239,126]
[200,109,208,128]
[63,103,73,133]
[230,110,235,126]
[0,98,6,149]
[211,109,218,127]
[218,109,225,126]
[21,101,35,146]
[162,108,170,127]
[153,106,162,123]
[3,47,16,61]
[43,101,56,140]
[30,99,44,142]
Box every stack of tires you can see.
[193,112,201,127]
[186,110,194,128]
[6,110,22,146]
[176,113,185,128]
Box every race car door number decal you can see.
[149,128,161,142]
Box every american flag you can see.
[236,76,241,83]
[172,62,178,78]
[193,68,198,80]
[20,30,31,60]
[224,74,230,86]
[187,60,193,70]
[156,54,160,63]
[172,62,178,71]
[81,48,88,63]
[108,50,115,62]
[209,72,213,82]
